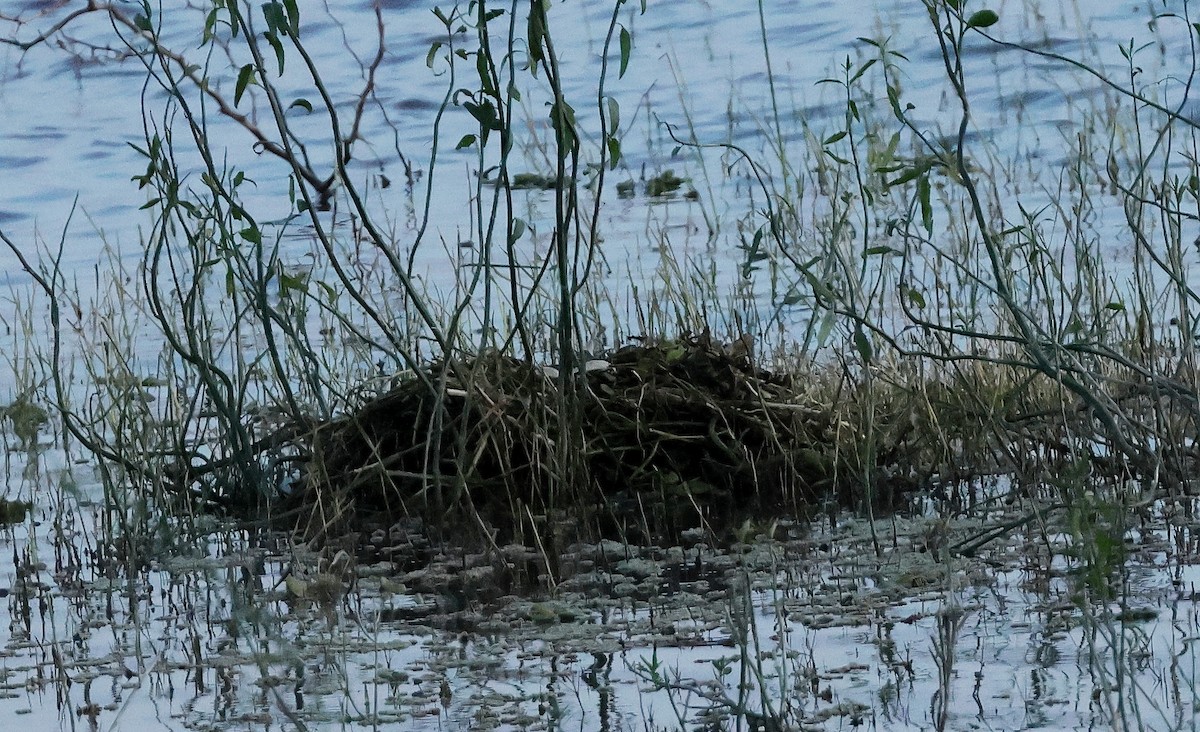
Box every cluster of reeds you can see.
[0,0,1196,555]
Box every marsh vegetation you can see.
[2,0,1200,729]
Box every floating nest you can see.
[280,334,844,544]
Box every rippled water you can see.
[1,1,1183,277]
[4,1,1200,730]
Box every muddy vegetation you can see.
[282,333,837,546]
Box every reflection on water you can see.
[1,453,1199,731]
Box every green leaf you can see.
[262,2,286,34]
[853,327,873,364]
[607,136,621,168]
[823,150,850,166]
[234,64,255,106]
[227,2,242,38]
[887,167,923,187]
[463,100,502,130]
[509,218,526,245]
[203,8,219,42]
[815,310,836,347]
[966,10,1000,29]
[456,134,477,149]
[1104,301,1125,312]
[606,96,620,132]
[263,31,285,75]
[279,270,307,293]
[864,246,896,256]
[823,130,847,145]
[289,98,313,113]
[906,287,926,308]
[886,85,903,118]
[426,41,443,69]
[549,100,576,146]
[528,2,546,67]
[240,227,262,244]
[283,0,300,36]
[848,58,877,85]
[619,26,632,79]
[918,173,933,235]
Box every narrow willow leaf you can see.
[203,8,219,41]
[264,31,285,75]
[848,58,876,84]
[619,26,632,78]
[886,85,903,117]
[426,41,443,69]
[918,173,933,235]
[823,150,850,166]
[510,218,526,245]
[607,136,621,168]
[456,134,477,149]
[823,130,847,145]
[815,310,836,347]
[289,98,313,112]
[234,64,255,106]
[853,327,873,364]
[228,2,242,38]
[528,3,546,67]
[283,0,300,36]
[262,2,285,34]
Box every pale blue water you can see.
[1,0,1177,280]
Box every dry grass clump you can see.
[283,333,840,545]
[274,334,1194,547]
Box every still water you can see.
[3,1,1200,730]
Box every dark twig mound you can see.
[283,334,840,544]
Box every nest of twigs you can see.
[280,333,843,543]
